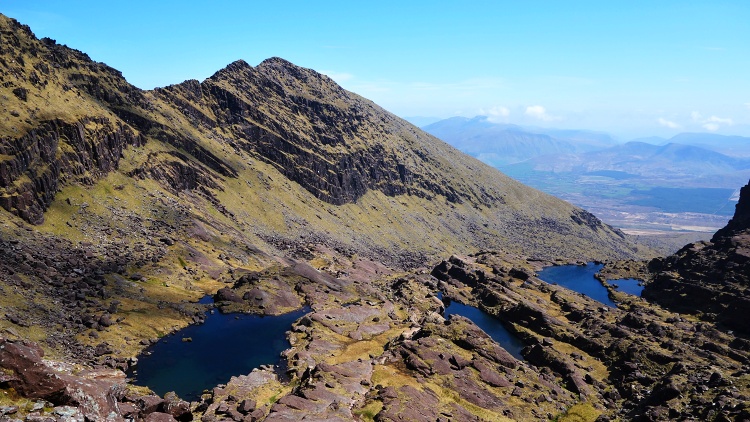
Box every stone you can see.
[214,287,242,303]
[139,395,166,414]
[237,399,256,415]
[145,412,178,422]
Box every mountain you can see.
[517,141,750,177]
[402,115,442,127]
[1,14,749,422]
[0,15,637,267]
[629,133,750,157]
[669,132,750,157]
[422,116,618,166]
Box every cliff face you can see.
[712,181,750,241]
[0,118,141,223]
[196,57,483,206]
[0,17,147,223]
[644,179,750,334]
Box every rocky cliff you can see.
[644,179,750,335]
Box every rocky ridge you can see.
[0,13,641,264]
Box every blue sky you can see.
[3,1,749,139]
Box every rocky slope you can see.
[6,13,748,422]
[644,179,750,336]
[0,14,641,265]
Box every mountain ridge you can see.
[0,13,640,266]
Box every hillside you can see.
[0,14,640,268]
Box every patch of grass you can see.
[328,328,404,365]
[555,403,600,422]
[353,400,383,421]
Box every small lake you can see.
[128,298,308,401]
[536,263,643,307]
[441,295,525,360]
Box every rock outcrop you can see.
[434,253,750,421]
[0,337,193,421]
[0,118,141,223]
[644,179,750,335]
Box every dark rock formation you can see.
[644,179,750,335]
[0,118,141,223]
[712,180,750,240]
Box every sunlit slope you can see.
[0,14,642,264]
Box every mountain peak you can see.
[712,180,750,241]
[208,59,252,80]
[257,56,297,69]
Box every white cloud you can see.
[483,106,510,123]
[689,113,734,131]
[489,106,510,117]
[657,117,681,129]
[703,123,720,131]
[525,105,560,122]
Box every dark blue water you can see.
[609,278,644,297]
[442,297,525,360]
[536,263,643,307]
[129,299,308,401]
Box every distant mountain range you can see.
[518,141,750,178]
[422,116,618,166]
[422,116,750,165]
[634,133,750,157]
[423,116,750,233]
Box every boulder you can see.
[0,337,125,421]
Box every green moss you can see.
[353,400,383,421]
[555,403,600,422]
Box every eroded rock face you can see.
[644,179,750,335]
[0,337,124,421]
[0,118,141,224]
[713,180,750,240]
